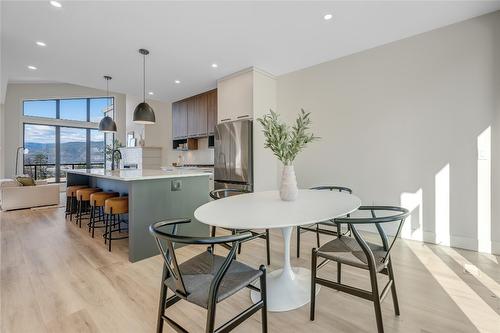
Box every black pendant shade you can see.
[133,48,156,124]
[99,75,117,133]
[99,115,117,132]
[133,102,156,124]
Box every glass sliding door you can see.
[23,124,56,181]
[90,129,105,169]
[59,127,87,182]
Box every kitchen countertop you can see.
[66,168,211,181]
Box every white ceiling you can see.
[2,1,500,103]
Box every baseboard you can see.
[402,230,500,256]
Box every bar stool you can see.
[65,185,88,221]
[88,192,118,238]
[75,188,102,228]
[103,196,129,252]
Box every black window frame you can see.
[22,96,113,183]
[23,96,114,123]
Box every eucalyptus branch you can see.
[257,109,319,165]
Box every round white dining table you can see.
[194,189,361,312]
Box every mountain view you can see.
[25,141,105,164]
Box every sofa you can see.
[0,179,60,211]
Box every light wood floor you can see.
[1,205,499,333]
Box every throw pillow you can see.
[15,176,36,186]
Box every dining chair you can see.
[296,186,353,258]
[210,189,271,265]
[150,219,268,333]
[310,206,410,333]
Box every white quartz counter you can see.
[66,168,211,182]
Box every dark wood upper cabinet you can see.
[172,89,217,143]
[195,93,208,137]
[172,101,188,139]
[187,98,197,137]
[207,89,217,135]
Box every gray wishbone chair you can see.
[209,189,271,265]
[150,219,267,333]
[310,206,410,333]
[296,186,353,258]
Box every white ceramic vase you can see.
[280,165,298,201]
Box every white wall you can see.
[253,69,279,191]
[0,103,4,178]
[125,94,145,144]
[3,82,126,178]
[277,11,500,254]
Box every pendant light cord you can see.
[106,78,110,107]
[143,53,146,102]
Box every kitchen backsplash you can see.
[169,137,214,166]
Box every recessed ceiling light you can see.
[174,80,181,84]
[50,1,62,8]
[324,14,333,20]
[36,41,47,47]
[211,63,218,68]
[27,65,37,70]
[148,91,154,96]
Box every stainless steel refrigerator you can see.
[214,119,253,191]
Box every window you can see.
[90,98,112,123]
[23,100,57,118]
[23,97,114,123]
[22,96,112,182]
[60,98,87,121]
[90,129,105,165]
[23,124,56,181]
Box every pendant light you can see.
[133,48,156,124]
[98,75,117,132]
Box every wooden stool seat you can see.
[104,197,128,214]
[90,192,118,207]
[76,188,102,201]
[66,185,88,197]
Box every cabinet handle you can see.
[220,118,231,122]
[237,115,249,119]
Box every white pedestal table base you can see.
[250,226,320,312]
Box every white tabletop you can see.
[194,189,361,230]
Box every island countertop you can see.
[66,168,211,181]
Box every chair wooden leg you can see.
[296,226,301,258]
[337,262,342,283]
[260,265,268,333]
[156,266,168,333]
[387,259,400,316]
[369,266,384,333]
[310,248,317,321]
[265,229,271,265]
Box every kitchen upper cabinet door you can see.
[172,101,188,139]
[195,94,208,137]
[187,98,197,137]
[207,90,217,135]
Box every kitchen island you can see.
[66,168,210,262]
